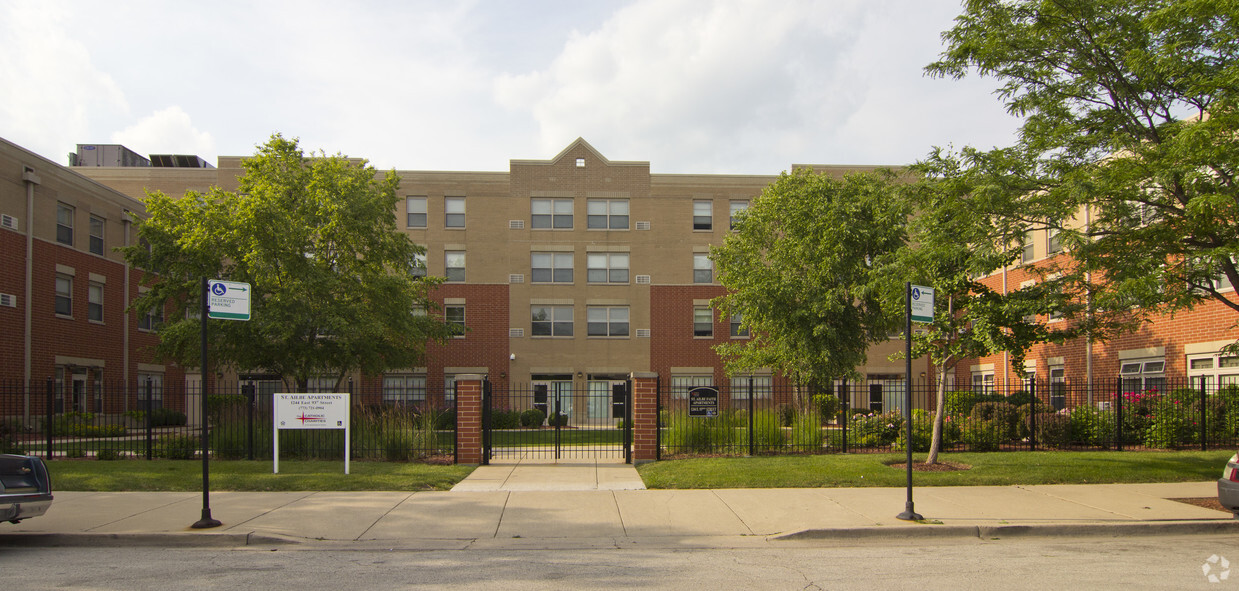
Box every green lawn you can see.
[48,459,474,492]
[636,450,1235,489]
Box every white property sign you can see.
[207,279,251,321]
[273,393,350,474]
[910,285,935,323]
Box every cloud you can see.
[0,1,128,163]
[111,106,215,158]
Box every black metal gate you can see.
[482,380,632,463]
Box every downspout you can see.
[22,166,40,426]
[1002,260,1009,387]
[1085,205,1093,405]
[123,211,133,410]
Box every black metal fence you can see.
[483,381,632,462]
[0,379,456,462]
[657,377,1239,457]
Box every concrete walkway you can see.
[2,462,1235,549]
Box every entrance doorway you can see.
[483,379,631,463]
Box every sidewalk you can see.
[2,459,1235,549]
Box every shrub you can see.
[791,413,823,449]
[775,404,795,428]
[1144,394,1194,448]
[1028,412,1071,448]
[848,411,904,448]
[970,402,1020,441]
[519,409,546,428]
[156,434,199,459]
[547,411,569,427]
[491,410,521,430]
[813,394,841,424]
[1015,401,1054,438]
[962,418,1003,451]
[751,410,787,452]
[0,419,22,454]
[945,391,1003,418]
[411,411,443,458]
[895,420,932,452]
[150,408,188,427]
[434,409,457,431]
[96,448,121,461]
[1068,405,1115,447]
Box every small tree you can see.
[124,134,454,390]
[711,168,909,392]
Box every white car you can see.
[0,454,53,523]
[1220,452,1239,519]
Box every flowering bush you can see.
[848,411,904,448]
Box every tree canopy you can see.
[927,0,1239,328]
[124,134,453,390]
[711,169,909,387]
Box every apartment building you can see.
[0,137,185,419]
[966,216,1239,405]
[70,137,925,411]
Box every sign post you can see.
[192,278,251,530]
[273,393,351,474]
[897,283,933,522]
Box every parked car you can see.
[1220,452,1239,519]
[1,454,53,523]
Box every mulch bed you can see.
[888,461,972,472]
[1170,497,1231,513]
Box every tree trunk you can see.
[925,366,948,465]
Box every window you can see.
[531,252,573,283]
[1021,230,1035,263]
[729,200,748,229]
[306,377,337,393]
[587,306,628,337]
[971,371,994,393]
[1049,365,1066,410]
[445,251,465,282]
[56,203,74,245]
[729,375,771,400]
[88,282,103,322]
[670,375,713,399]
[89,215,104,255]
[587,199,629,229]
[54,274,72,316]
[532,306,573,337]
[445,197,465,228]
[137,372,164,409]
[443,374,457,402]
[693,253,713,284]
[587,253,629,284]
[1187,352,1239,388]
[406,197,427,228]
[445,305,466,336]
[531,198,573,229]
[411,252,427,278]
[693,200,712,231]
[1047,226,1062,255]
[139,303,164,331]
[693,307,713,337]
[1120,357,1165,393]
[383,374,427,404]
[730,313,748,338]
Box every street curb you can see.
[775,520,1239,542]
[0,531,302,548]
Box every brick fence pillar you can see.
[455,374,485,465]
[630,372,659,464]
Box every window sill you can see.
[55,314,73,320]
[89,320,105,326]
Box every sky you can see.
[0,0,1024,175]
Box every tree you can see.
[876,170,1096,464]
[710,168,909,390]
[124,134,453,391]
[927,0,1239,338]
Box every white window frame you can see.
[693,253,713,284]
[587,306,629,337]
[531,198,574,229]
[587,199,629,230]
[383,374,427,404]
[671,375,713,400]
[531,305,573,337]
[693,200,713,231]
[587,253,629,284]
[531,252,573,284]
[1187,351,1239,389]
[445,304,466,337]
[88,282,104,322]
[406,196,427,228]
[56,203,74,245]
[729,375,771,400]
[693,307,713,338]
[444,197,466,228]
[729,200,748,230]
[1120,357,1166,393]
[730,312,748,338]
[445,251,466,282]
[54,274,72,317]
[89,215,105,255]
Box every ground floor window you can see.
[670,375,713,400]
[137,372,164,410]
[383,374,426,405]
[1120,357,1165,393]
[1187,351,1239,389]
[728,375,771,400]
